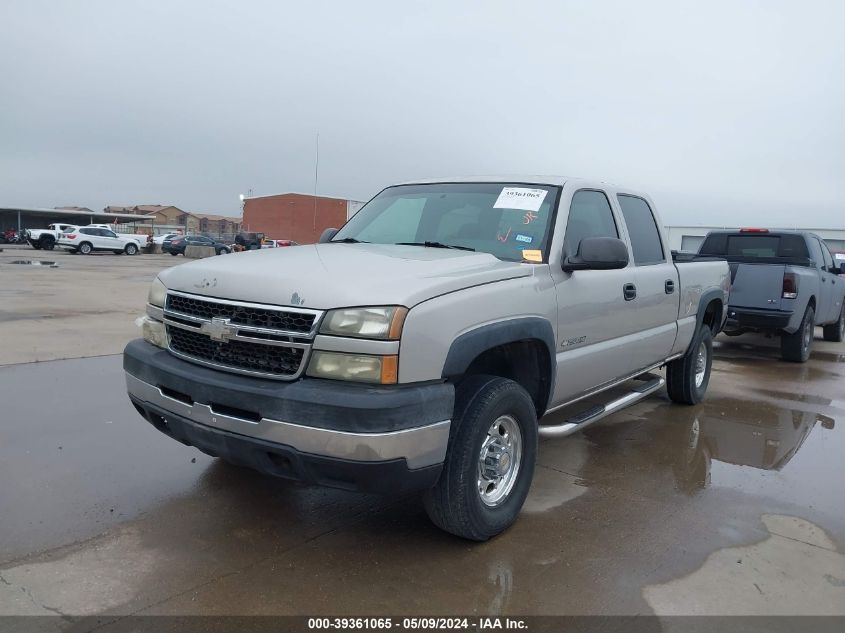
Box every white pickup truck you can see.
[126,176,730,540]
[25,223,77,250]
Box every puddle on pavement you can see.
[643,514,845,615]
[9,260,59,268]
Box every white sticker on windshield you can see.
[493,187,548,211]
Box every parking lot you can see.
[1,245,844,622]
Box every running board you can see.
[538,374,665,438]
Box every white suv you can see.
[58,226,142,255]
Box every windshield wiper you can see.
[331,237,368,244]
[395,241,475,252]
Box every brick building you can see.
[242,193,364,244]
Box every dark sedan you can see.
[165,235,231,256]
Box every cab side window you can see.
[807,238,825,270]
[617,195,665,265]
[563,190,618,257]
[818,239,834,271]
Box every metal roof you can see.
[0,206,153,222]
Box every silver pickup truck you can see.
[698,229,845,362]
[125,177,729,540]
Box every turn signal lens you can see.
[306,351,398,384]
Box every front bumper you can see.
[725,306,794,332]
[124,339,453,493]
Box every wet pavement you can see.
[1,333,844,621]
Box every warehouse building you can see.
[242,193,364,244]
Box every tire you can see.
[31,242,42,250]
[666,325,713,405]
[781,306,814,362]
[170,251,179,256]
[822,305,845,343]
[79,242,93,255]
[124,243,138,256]
[41,237,55,251]
[423,375,538,541]
[218,247,229,255]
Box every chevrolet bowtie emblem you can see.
[202,317,236,342]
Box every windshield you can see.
[333,182,559,262]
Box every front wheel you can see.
[781,306,814,362]
[42,238,55,251]
[423,375,537,541]
[666,325,713,405]
[822,305,844,343]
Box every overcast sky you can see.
[1,0,843,225]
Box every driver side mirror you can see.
[319,228,338,243]
[562,236,629,272]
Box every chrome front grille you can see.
[163,291,321,380]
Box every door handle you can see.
[623,283,637,301]
[665,279,675,294]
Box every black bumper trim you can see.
[725,307,793,331]
[123,339,454,433]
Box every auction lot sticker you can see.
[493,187,548,211]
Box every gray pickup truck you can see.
[125,177,729,540]
[698,229,845,362]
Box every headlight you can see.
[306,351,398,384]
[140,316,167,349]
[148,277,167,308]
[320,306,407,339]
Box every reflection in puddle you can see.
[9,260,59,267]
[672,400,835,493]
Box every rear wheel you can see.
[41,237,55,251]
[781,306,814,362]
[822,305,844,343]
[124,243,138,256]
[170,251,179,256]
[79,242,93,255]
[423,375,537,541]
[666,325,713,405]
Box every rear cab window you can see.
[699,233,810,261]
[617,195,665,265]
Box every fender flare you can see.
[695,289,726,338]
[442,317,556,411]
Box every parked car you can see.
[152,233,181,245]
[126,177,729,540]
[57,226,142,255]
[87,224,146,246]
[164,235,231,256]
[24,223,78,250]
[234,232,265,251]
[261,239,300,248]
[698,229,845,361]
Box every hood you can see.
[158,243,533,309]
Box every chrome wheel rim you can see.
[694,341,708,388]
[477,415,523,507]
